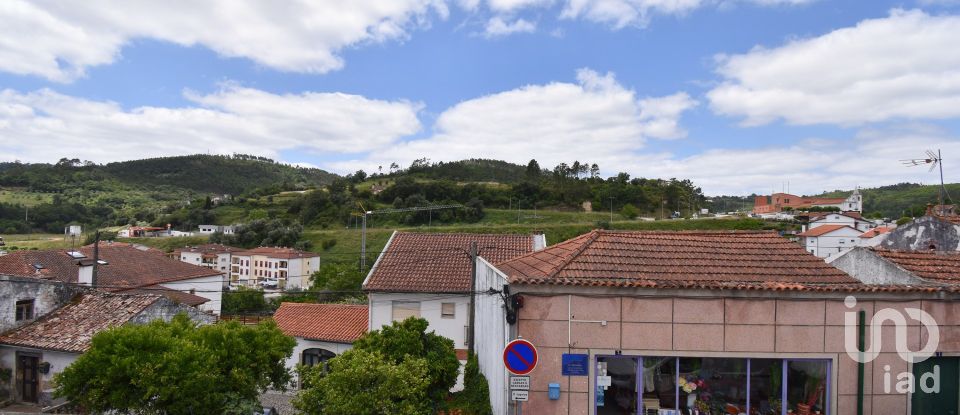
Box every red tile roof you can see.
[871,249,960,284]
[859,226,894,238]
[363,232,539,293]
[124,285,210,307]
[0,291,161,353]
[0,244,222,290]
[273,303,368,343]
[233,247,319,259]
[796,224,858,237]
[497,230,860,290]
[810,211,864,221]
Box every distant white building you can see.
[172,244,238,274]
[806,211,874,232]
[198,225,235,235]
[230,247,319,289]
[796,224,863,259]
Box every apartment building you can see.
[230,247,319,289]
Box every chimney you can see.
[77,259,95,286]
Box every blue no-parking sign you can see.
[503,339,538,375]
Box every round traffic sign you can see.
[503,339,538,375]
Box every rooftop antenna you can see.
[353,202,463,271]
[901,149,951,213]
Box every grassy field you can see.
[0,189,53,207]
[1,233,77,250]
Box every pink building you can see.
[474,230,960,415]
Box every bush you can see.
[321,238,337,250]
[896,216,913,226]
[620,204,639,220]
[447,353,492,415]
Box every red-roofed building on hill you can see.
[470,229,960,415]
[229,247,319,289]
[0,242,226,314]
[753,188,862,214]
[363,231,546,390]
[172,243,239,273]
[273,302,368,387]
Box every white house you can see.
[272,302,368,387]
[362,231,546,391]
[172,243,237,274]
[198,225,236,235]
[806,211,873,232]
[796,224,863,259]
[230,247,319,289]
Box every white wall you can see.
[286,337,352,388]
[809,214,871,232]
[369,292,471,348]
[0,346,78,404]
[474,257,511,415]
[179,251,204,266]
[160,273,225,315]
[802,227,863,259]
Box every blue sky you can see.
[1,0,959,195]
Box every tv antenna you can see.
[354,202,463,271]
[901,149,951,213]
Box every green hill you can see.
[819,182,959,218]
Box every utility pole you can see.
[91,231,100,287]
[608,197,614,222]
[468,241,478,356]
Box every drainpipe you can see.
[857,310,865,415]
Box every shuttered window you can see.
[392,301,421,322]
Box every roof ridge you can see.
[544,229,601,280]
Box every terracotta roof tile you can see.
[0,244,222,290]
[497,230,860,290]
[273,303,368,343]
[859,226,893,238]
[363,232,538,293]
[123,285,210,307]
[172,243,239,257]
[0,291,160,353]
[797,224,858,237]
[871,249,960,284]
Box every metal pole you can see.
[608,197,614,222]
[91,231,100,287]
[468,241,477,356]
[938,149,945,210]
[360,213,368,271]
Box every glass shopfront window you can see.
[598,356,831,415]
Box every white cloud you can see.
[627,125,960,195]
[0,0,447,82]
[0,86,422,163]
[708,9,960,126]
[330,68,696,173]
[484,16,538,37]
[560,0,703,28]
[488,0,555,12]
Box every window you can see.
[441,303,456,319]
[392,301,420,322]
[302,348,336,367]
[15,299,34,321]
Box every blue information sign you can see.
[503,339,538,375]
[561,353,589,376]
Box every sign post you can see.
[504,339,538,414]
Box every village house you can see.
[0,276,214,406]
[363,231,546,389]
[172,243,238,274]
[472,230,960,415]
[753,189,862,214]
[230,247,319,289]
[807,211,875,232]
[272,302,368,387]
[796,224,863,259]
[0,242,225,314]
[197,224,236,235]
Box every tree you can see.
[223,286,271,314]
[310,262,365,300]
[525,159,540,181]
[54,314,295,414]
[449,353,493,414]
[296,318,459,414]
[590,163,600,179]
[620,203,639,219]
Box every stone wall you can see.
[0,275,84,332]
[880,216,960,251]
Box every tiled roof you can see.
[363,232,538,293]
[872,249,960,284]
[0,291,160,353]
[124,285,210,306]
[273,303,368,343]
[859,226,893,238]
[809,211,865,222]
[797,224,858,237]
[497,230,860,290]
[0,244,223,289]
[172,243,239,257]
[233,247,319,259]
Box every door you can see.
[912,357,959,415]
[17,354,39,403]
[597,356,639,415]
